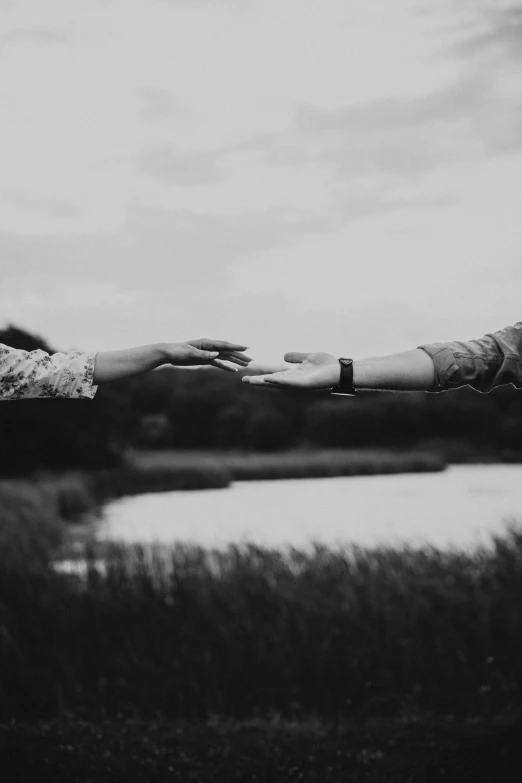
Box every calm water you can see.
[97,465,522,552]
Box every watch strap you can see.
[331,358,356,396]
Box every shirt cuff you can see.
[417,343,459,393]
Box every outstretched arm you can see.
[93,339,251,385]
[243,321,522,394]
[243,349,435,391]
[0,339,251,400]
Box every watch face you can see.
[339,358,353,366]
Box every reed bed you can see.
[0,480,65,574]
[1,505,521,722]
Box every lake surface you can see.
[97,465,522,552]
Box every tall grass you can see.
[0,481,65,575]
[1,512,522,721]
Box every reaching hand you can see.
[242,352,340,390]
[166,339,252,372]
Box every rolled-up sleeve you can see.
[419,322,522,393]
[0,344,98,400]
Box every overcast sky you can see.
[1,0,521,361]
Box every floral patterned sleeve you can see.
[0,343,98,400]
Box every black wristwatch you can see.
[331,358,356,396]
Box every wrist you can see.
[153,343,172,368]
[327,362,342,388]
[352,359,376,389]
[352,360,363,389]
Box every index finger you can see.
[202,339,249,352]
[219,350,253,362]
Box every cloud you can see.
[136,73,497,223]
[227,150,522,352]
[137,87,187,123]
[237,64,522,183]
[4,191,82,219]
[1,0,521,356]
[458,5,522,60]
[0,232,116,280]
[2,27,70,45]
[0,203,332,290]
[138,147,224,187]
[123,204,336,272]
[306,76,521,166]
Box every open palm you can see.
[243,352,339,390]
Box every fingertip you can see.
[284,351,306,364]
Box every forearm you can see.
[93,344,168,385]
[352,349,435,391]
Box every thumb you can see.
[284,352,310,364]
[191,348,219,360]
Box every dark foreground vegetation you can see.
[5,533,522,722]
[2,481,522,778]
[1,713,521,782]
[2,478,522,723]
